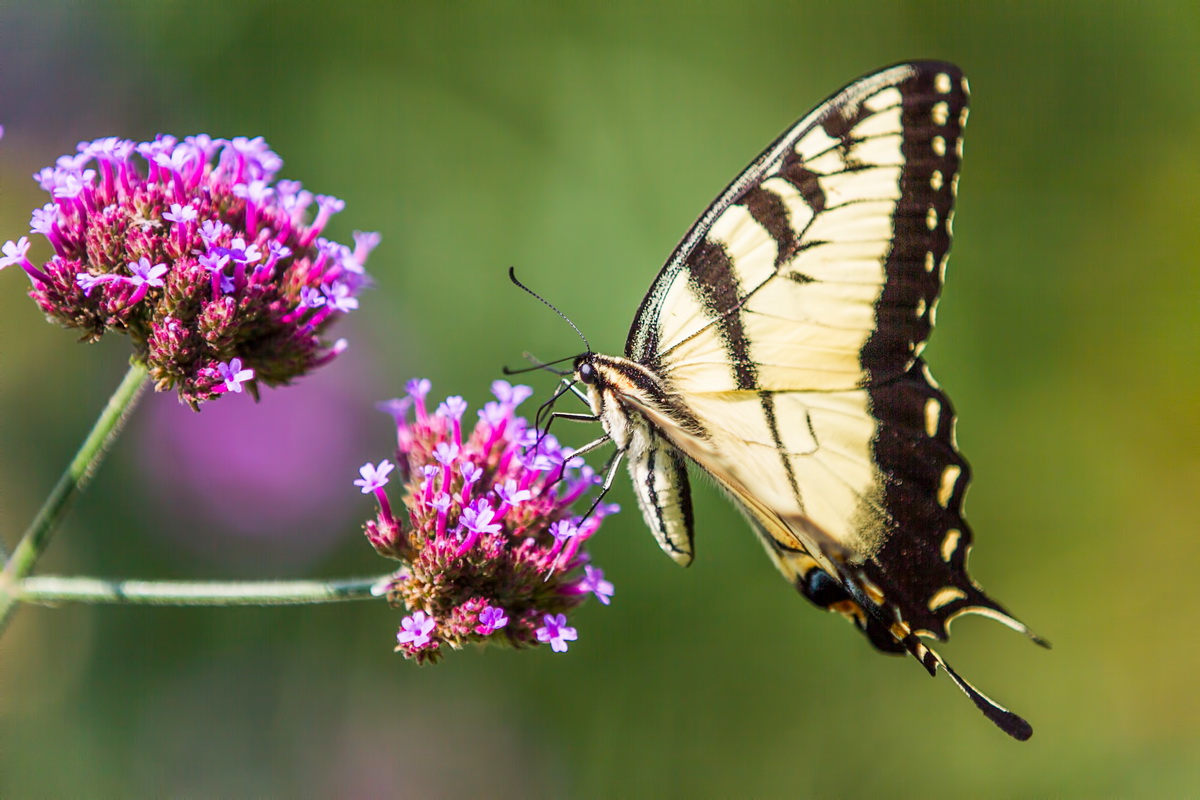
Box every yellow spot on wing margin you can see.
[924,397,941,437]
[941,528,962,561]
[928,586,968,611]
[937,465,961,507]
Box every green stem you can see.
[16,574,391,606]
[0,361,149,631]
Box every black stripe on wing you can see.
[686,241,757,390]
[861,62,967,379]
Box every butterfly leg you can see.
[548,412,599,425]
[535,414,603,490]
[561,377,590,405]
[581,446,626,521]
[555,432,625,522]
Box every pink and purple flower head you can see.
[2,133,379,407]
[358,379,618,663]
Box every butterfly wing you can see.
[619,61,1042,738]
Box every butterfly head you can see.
[573,350,682,439]
[574,353,598,386]
[572,352,609,420]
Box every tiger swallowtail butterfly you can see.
[538,61,1045,740]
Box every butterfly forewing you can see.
[582,62,1040,739]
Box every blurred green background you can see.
[1,1,1197,796]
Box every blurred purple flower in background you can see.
[359,379,618,663]
[136,346,380,569]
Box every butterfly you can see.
[533,61,1045,740]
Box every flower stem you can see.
[16,574,391,606]
[0,361,149,632]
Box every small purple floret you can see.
[495,479,532,506]
[477,606,508,634]
[0,236,31,269]
[460,462,482,486]
[536,613,578,653]
[432,442,459,466]
[396,611,436,648]
[549,520,578,544]
[438,396,468,421]
[579,565,615,605]
[354,460,395,494]
[216,358,254,393]
[127,257,168,287]
[163,203,198,224]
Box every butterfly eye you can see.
[578,362,597,385]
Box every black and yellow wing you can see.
[577,62,1043,739]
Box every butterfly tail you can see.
[892,624,1033,741]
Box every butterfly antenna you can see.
[502,352,575,377]
[509,267,591,353]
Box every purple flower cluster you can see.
[358,379,617,664]
[0,134,378,406]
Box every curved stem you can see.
[0,362,149,631]
[16,574,392,606]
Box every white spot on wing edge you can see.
[945,605,1035,638]
[924,251,935,272]
[924,397,940,437]
[932,135,947,157]
[926,207,938,231]
[935,72,953,94]
[940,528,962,562]
[937,464,961,507]
[931,101,950,125]
[922,362,941,389]
[928,586,968,611]
[930,169,944,191]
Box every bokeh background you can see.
[1,2,1197,796]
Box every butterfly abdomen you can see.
[580,353,702,565]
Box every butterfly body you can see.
[567,61,1043,740]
